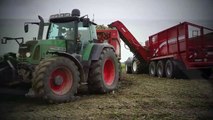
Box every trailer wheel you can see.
[132,60,138,74]
[88,48,119,93]
[132,59,145,74]
[149,61,156,77]
[157,60,165,77]
[125,65,132,74]
[165,60,175,78]
[32,57,80,103]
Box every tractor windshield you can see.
[47,21,75,40]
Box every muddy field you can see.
[0,71,213,120]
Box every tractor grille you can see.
[32,45,40,60]
[19,44,29,60]
[18,41,38,61]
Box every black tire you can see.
[125,65,132,74]
[32,57,80,103]
[165,60,186,79]
[165,59,175,78]
[132,59,146,74]
[88,48,119,93]
[200,68,212,79]
[157,60,165,77]
[149,61,156,77]
[118,61,122,79]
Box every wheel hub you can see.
[103,59,115,86]
[54,75,64,86]
[49,67,73,95]
[133,61,137,72]
[151,65,155,74]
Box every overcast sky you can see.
[0,0,213,62]
[0,0,212,20]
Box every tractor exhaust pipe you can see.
[37,16,44,40]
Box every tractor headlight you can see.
[26,52,31,57]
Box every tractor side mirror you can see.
[83,18,90,27]
[1,37,7,44]
[24,24,29,33]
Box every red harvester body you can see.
[149,22,213,69]
[96,29,121,58]
[110,21,213,78]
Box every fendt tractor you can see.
[0,9,121,103]
[109,21,213,79]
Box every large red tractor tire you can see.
[88,48,119,93]
[156,60,165,78]
[118,61,122,80]
[32,57,80,103]
[149,61,156,77]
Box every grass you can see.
[0,65,213,120]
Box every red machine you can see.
[109,21,213,78]
[96,29,121,59]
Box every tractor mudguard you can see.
[48,52,85,83]
[90,43,115,61]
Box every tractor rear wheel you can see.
[149,61,156,77]
[157,60,165,77]
[32,57,80,103]
[88,48,119,93]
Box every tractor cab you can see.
[47,9,97,54]
[20,9,98,64]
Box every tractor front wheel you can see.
[32,57,80,103]
[88,48,119,93]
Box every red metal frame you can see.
[109,21,149,62]
[96,29,121,59]
[149,22,213,69]
[110,21,213,70]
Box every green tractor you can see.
[0,9,120,103]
